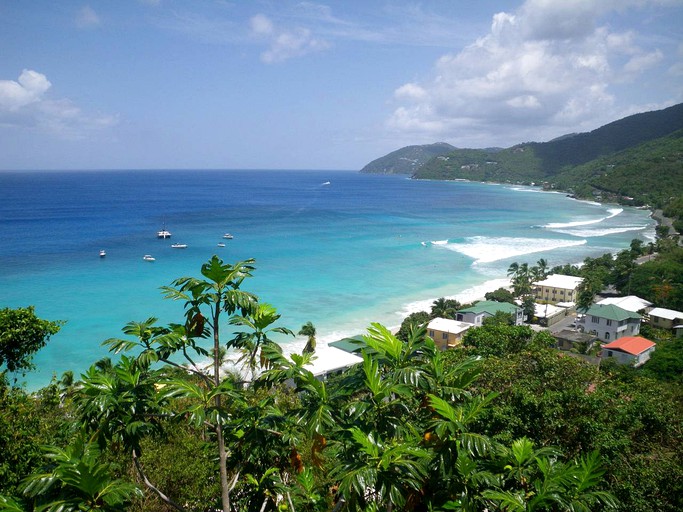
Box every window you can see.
[606,319,612,326]
[429,330,434,337]
[442,332,449,340]
[605,332,610,340]
[591,316,599,323]
[607,351,613,357]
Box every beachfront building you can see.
[427,318,474,350]
[583,303,641,342]
[647,307,683,331]
[596,295,652,314]
[456,300,524,326]
[600,336,656,367]
[533,274,584,304]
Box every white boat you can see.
[217,243,225,247]
[322,181,331,186]
[171,243,187,249]
[157,229,172,239]
[99,249,106,257]
[143,254,155,262]
[223,233,234,239]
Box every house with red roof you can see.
[600,336,656,367]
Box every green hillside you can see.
[412,103,683,183]
[360,142,455,174]
[552,129,683,208]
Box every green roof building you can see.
[456,300,524,326]
[583,303,642,342]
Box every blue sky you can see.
[1,0,681,171]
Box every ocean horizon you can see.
[0,169,655,389]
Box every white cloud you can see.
[0,69,117,138]
[623,49,663,74]
[0,69,51,110]
[386,0,671,146]
[76,5,101,29]
[249,14,329,63]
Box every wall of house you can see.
[534,286,577,304]
[428,329,465,350]
[456,312,483,325]
[650,315,675,330]
[601,349,634,365]
[586,317,640,342]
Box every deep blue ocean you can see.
[0,170,654,389]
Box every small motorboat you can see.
[217,243,225,247]
[143,254,155,262]
[223,233,234,239]
[171,243,187,249]
[99,249,106,257]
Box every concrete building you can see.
[583,303,641,342]
[533,274,584,304]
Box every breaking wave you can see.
[437,236,587,264]
[550,225,648,238]
[543,208,623,229]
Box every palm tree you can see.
[229,303,293,378]
[298,321,317,354]
[431,297,460,319]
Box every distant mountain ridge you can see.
[361,103,683,183]
[360,142,456,174]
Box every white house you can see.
[600,336,656,367]
[596,295,652,313]
[583,303,641,342]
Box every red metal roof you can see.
[602,336,655,356]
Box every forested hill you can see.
[361,103,683,185]
[417,103,683,184]
[359,142,456,174]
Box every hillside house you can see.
[600,336,656,367]
[583,303,641,342]
[647,307,683,331]
[534,274,583,304]
[596,295,652,314]
[456,300,524,326]
[427,318,474,350]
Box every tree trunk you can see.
[213,301,232,512]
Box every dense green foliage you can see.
[0,258,625,512]
[0,307,63,374]
[4,256,683,511]
[441,347,683,512]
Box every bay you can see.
[0,169,655,389]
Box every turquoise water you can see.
[0,170,655,388]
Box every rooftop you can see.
[427,317,474,334]
[458,300,520,316]
[602,336,655,356]
[597,295,652,313]
[585,303,641,321]
[648,307,683,321]
[304,345,363,377]
[328,335,366,354]
[534,274,584,290]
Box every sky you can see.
[1,0,682,171]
